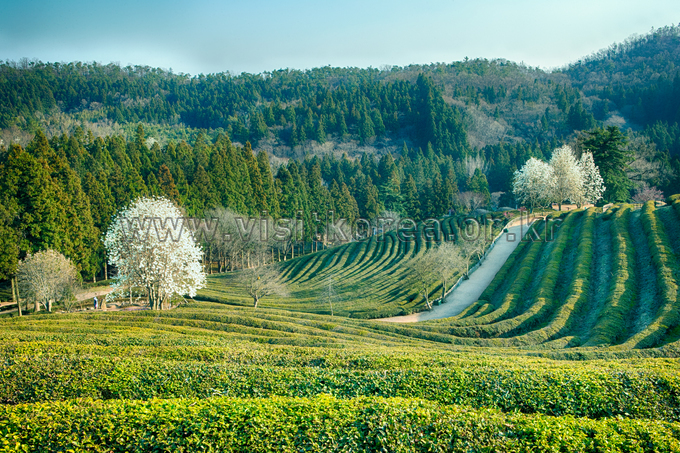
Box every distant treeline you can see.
[0,126,556,281]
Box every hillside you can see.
[2,301,680,450]
[199,200,680,351]
[420,200,680,350]
[3,27,680,201]
[198,215,489,318]
[4,202,680,449]
[5,26,680,451]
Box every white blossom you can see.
[512,157,555,211]
[578,151,606,205]
[550,145,584,207]
[104,196,206,310]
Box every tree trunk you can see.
[253,295,259,308]
[424,290,431,310]
[14,279,24,314]
[104,261,108,281]
[12,278,21,317]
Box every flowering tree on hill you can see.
[512,158,555,212]
[104,196,206,310]
[550,145,584,210]
[514,146,605,210]
[578,151,606,205]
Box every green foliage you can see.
[3,308,680,421]
[582,126,633,202]
[585,206,637,346]
[624,201,680,348]
[3,395,680,452]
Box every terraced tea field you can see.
[2,302,680,450]
[4,201,680,451]
[198,215,505,318]
[421,201,680,350]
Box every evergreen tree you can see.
[257,150,280,217]
[359,111,375,144]
[158,164,181,205]
[582,126,633,202]
[243,142,267,213]
[403,175,421,219]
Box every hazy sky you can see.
[1,0,678,76]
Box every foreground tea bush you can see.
[2,395,680,453]
[3,353,680,421]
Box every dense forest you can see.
[2,25,680,282]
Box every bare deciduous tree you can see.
[433,241,464,299]
[17,250,78,312]
[242,264,288,308]
[459,191,487,212]
[407,250,440,310]
[632,184,665,203]
[458,227,489,277]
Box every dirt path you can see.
[380,219,536,323]
[76,286,115,302]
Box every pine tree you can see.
[315,116,327,144]
[257,151,280,217]
[359,111,375,143]
[337,114,348,137]
[188,164,216,215]
[582,126,632,202]
[158,164,181,204]
[147,172,162,196]
[243,142,267,213]
[403,175,421,220]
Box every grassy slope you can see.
[198,216,500,318]
[2,303,680,450]
[195,204,680,349]
[4,205,680,450]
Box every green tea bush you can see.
[2,396,680,453]
[465,214,577,338]
[513,209,595,345]
[586,206,636,346]
[3,353,680,421]
[626,201,680,348]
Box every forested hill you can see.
[2,25,680,284]
[565,25,680,127]
[2,25,680,158]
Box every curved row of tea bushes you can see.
[2,395,680,453]
[3,353,680,421]
[585,206,637,346]
[625,201,680,348]
[511,209,595,345]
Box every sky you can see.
[1,0,679,76]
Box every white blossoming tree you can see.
[550,145,584,210]
[512,157,555,212]
[514,147,606,211]
[104,196,206,310]
[577,151,606,206]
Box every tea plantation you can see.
[3,201,680,451]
